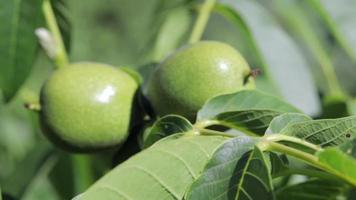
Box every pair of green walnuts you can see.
[39,41,255,152]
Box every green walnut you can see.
[146,41,255,120]
[40,62,138,152]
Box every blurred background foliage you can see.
[0,0,356,199]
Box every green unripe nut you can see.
[147,41,255,120]
[40,62,138,152]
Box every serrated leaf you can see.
[197,90,300,135]
[276,179,347,200]
[317,147,356,186]
[142,115,193,148]
[0,0,43,102]
[266,113,312,134]
[186,137,274,200]
[73,134,226,200]
[281,116,356,147]
[219,0,320,116]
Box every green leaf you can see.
[218,0,320,116]
[317,147,356,186]
[1,142,53,198]
[0,0,42,102]
[281,116,356,147]
[51,0,71,52]
[186,137,274,200]
[258,0,344,97]
[276,179,348,200]
[48,153,75,199]
[151,6,191,62]
[197,90,300,135]
[338,138,356,158]
[73,134,226,200]
[142,115,193,148]
[21,154,61,200]
[266,113,312,134]
[270,152,340,180]
[68,0,190,66]
[48,153,95,199]
[269,153,289,177]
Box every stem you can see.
[268,142,325,170]
[42,0,68,68]
[24,102,42,112]
[71,155,94,193]
[273,167,339,180]
[267,142,356,186]
[265,134,322,152]
[194,120,258,137]
[188,0,216,43]
[194,119,219,129]
[199,128,237,138]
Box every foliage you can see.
[0,0,356,199]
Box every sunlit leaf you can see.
[317,147,356,186]
[281,116,356,147]
[266,113,312,134]
[73,134,226,200]
[197,90,300,135]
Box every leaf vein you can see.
[153,149,197,179]
[126,166,180,199]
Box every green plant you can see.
[76,91,356,200]
[1,0,356,199]
[39,62,138,152]
[146,41,255,120]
